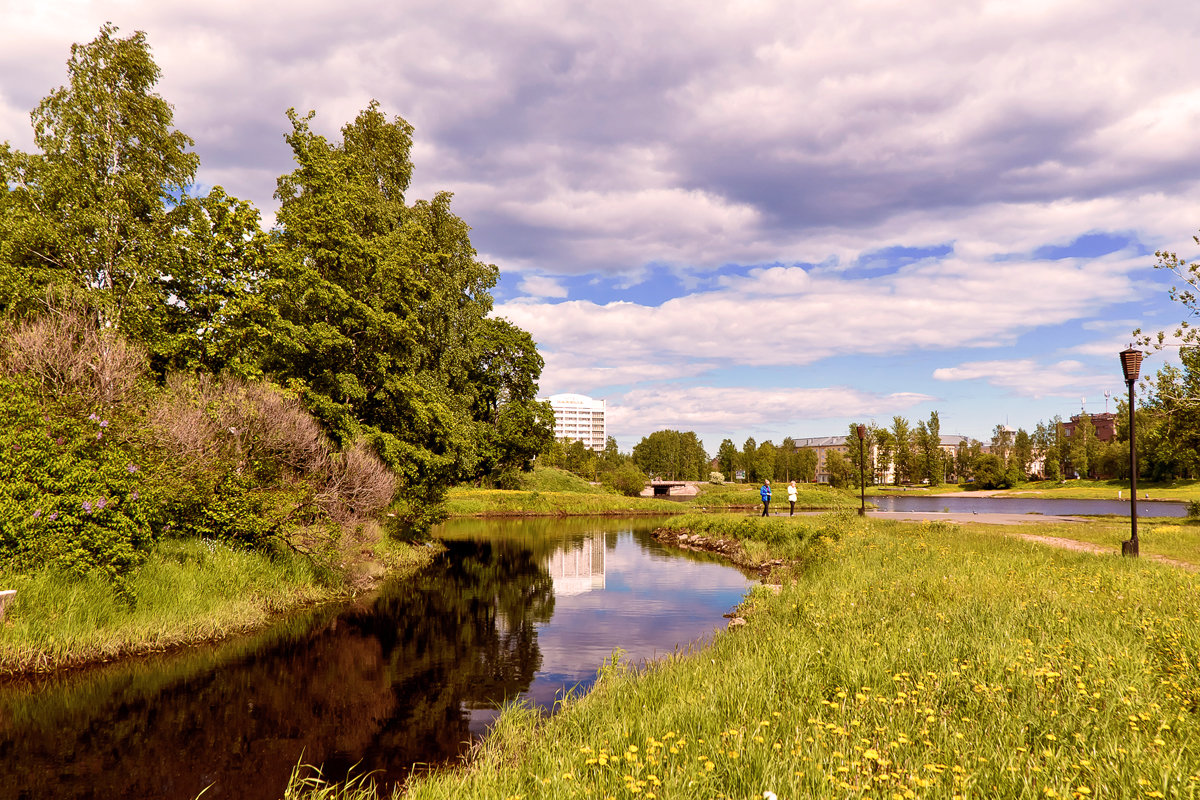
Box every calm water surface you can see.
[0,516,754,800]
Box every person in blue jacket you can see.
[760,479,771,516]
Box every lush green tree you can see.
[955,440,971,483]
[925,411,943,485]
[873,428,893,485]
[264,102,506,530]
[990,424,1014,465]
[1032,421,1053,479]
[913,412,942,485]
[601,463,647,497]
[971,453,1010,490]
[1012,428,1033,479]
[462,318,553,484]
[632,430,708,481]
[754,440,777,483]
[601,436,624,468]
[824,449,852,489]
[795,448,818,482]
[1139,348,1200,480]
[0,24,268,377]
[890,417,912,484]
[741,437,757,482]
[845,424,876,488]
[778,437,797,482]
[563,440,599,480]
[1053,416,1070,478]
[716,438,739,480]
[1067,414,1095,478]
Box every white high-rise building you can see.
[544,393,607,451]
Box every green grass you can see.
[954,517,1200,566]
[0,536,438,676]
[514,467,611,494]
[447,466,687,516]
[1003,479,1200,501]
[444,488,686,517]
[695,482,858,510]
[868,478,1200,502]
[289,514,1200,799]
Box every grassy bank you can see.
[293,512,1200,799]
[445,489,686,516]
[446,468,687,516]
[0,536,437,676]
[867,478,1200,502]
[953,516,1200,566]
[694,482,858,510]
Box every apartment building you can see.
[544,393,607,451]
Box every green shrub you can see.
[0,377,152,594]
[601,464,648,497]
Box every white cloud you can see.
[932,358,1115,399]
[5,1,1199,273]
[517,275,568,299]
[607,385,934,441]
[505,252,1146,391]
[3,1,1198,442]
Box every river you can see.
[0,516,755,800]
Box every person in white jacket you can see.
[787,480,798,516]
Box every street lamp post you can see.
[1120,346,1143,558]
[856,424,866,517]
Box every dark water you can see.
[0,516,754,800]
[871,494,1187,517]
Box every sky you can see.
[3,0,1200,453]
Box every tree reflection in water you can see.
[0,537,553,800]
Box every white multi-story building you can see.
[544,393,607,451]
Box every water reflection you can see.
[546,531,606,595]
[0,517,753,800]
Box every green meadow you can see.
[290,512,1200,799]
[446,467,687,516]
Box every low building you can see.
[792,436,874,484]
[1063,412,1117,443]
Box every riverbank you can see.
[445,487,687,516]
[291,511,1200,799]
[0,535,438,677]
[868,478,1200,502]
[447,467,689,516]
[693,481,859,511]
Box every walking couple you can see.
[760,479,798,516]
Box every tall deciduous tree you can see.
[716,438,739,480]
[795,448,818,483]
[0,24,262,375]
[1067,414,1097,479]
[1013,428,1033,479]
[266,103,508,528]
[845,423,876,488]
[632,430,709,481]
[741,436,757,482]
[890,416,912,485]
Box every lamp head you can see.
[1119,347,1143,384]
